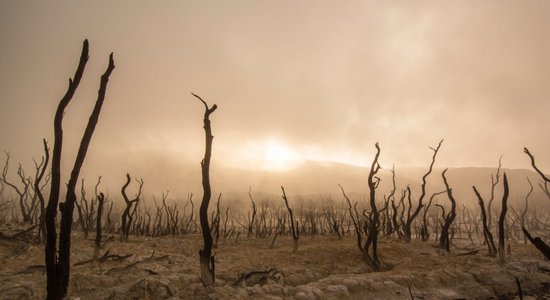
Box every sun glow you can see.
[263,139,302,171]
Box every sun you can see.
[263,139,302,171]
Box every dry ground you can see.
[1,230,550,299]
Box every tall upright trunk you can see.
[498,173,509,264]
[45,40,115,300]
[192,93,217,287]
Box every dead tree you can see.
[391,195,403,239]
[522,226,550,260]
[420,190,446,241]
[75,179,90,238]
[473,186,497,256]
[45,39,115,300]
[402,140,443,242]
[222,206,232,241]
[247,185,257,238]
[487,156,502,231]
[383,166,397,237]
[192,93,217,287]
[364,142,382,270]
[324,204,344,239]
[340,184,362,251]
[34,139,50,243]
[0,181,11,221]
[120,173,144,241]
[524,147,550,200]
[498,173,509,264]
[519,177,533,244]
[461,205,475,244]
[182,193,195,233]
[281,186,299,252]
[1,152,32,223]
[440,169,457,253]
[94,192,105,259]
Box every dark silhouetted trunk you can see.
[94,192,105,259]
[192,93,217,287]
[522,226,550,260]
[35,139,50,244]
[473,185,497,256]
[498,173,509,264]
[281,186,299,253]
[364,143,382,270]
[524,148,550,200]
[440,169,457,252]
[45,40,115,300]
[403,140,443,242]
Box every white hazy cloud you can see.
[0,1,549,194]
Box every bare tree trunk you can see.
[120,174,143,241]
[192,93,217,287]
[247,185,257,239]
[281,186,299,253]
[522,226,550,260]
[45,40,115,300]
[524,148,550,200]
[403,140,443,242]
[473,186,497,256]
[440,169,457,253]
[364,143,382,270]
[521,177,533,244]
[94,193,105,259]
[498,173,509,264]
[420,191,445,241]
[487,157,502,232]
[34,139,50,244]
[1,153,32,223]
[340,184,362,251]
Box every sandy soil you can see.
[1,231,549,299]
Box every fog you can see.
[1,1,549,196]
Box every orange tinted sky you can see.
[1,1,549,193]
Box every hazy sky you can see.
[1,1,549,194]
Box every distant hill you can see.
[210,160,548,209]
[80,155,549,211]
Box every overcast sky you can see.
[1,1,549,194]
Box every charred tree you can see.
[522,226,550,260]
[498,173,509,264]
[403,140,443,242]
[75,179,90,239]
[519,177,533,244]
[94,192,105,259]
[45,39,115,300]
[384,166,397,237]
[1,152,32,223]
[487,157,502,231]
[192,93,217,287]
[281,186,299,253]
[340,184,362,251]
[420,190,446,241]
[364,143,382,270]
[247,185,257,239]
[472,186,497,256]
[120,173,144,241]
[440,169,457,253]
[524,147,550,200]
[34,139,50,243]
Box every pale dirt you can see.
[1,231,549,299]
